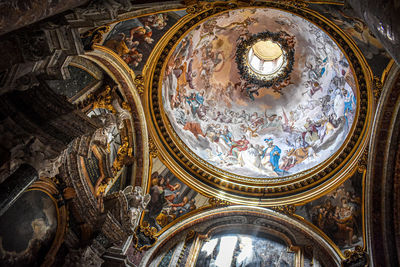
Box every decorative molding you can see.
[366,66,400,266]
[357,145,369,173]
[89,84,117,113]
[62,135,99,227]
[81,25,111,50]
[208,197,231,207]
[0,20,84,95]
[133,74,145,97]
[185,1,213,15]
[278,0,308,9]
[372,76,383,102]
[270,205,296,215]
[141,206,341,266]
[177,230,196,266]
[148,136,159,158]
[184,0,308,15]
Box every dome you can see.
[148,4,370,204]
[161,8,357,179]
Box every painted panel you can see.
[102,10,187,74]
[309,4,392,77]
[295,171,363,251]
[0,190,57,267]
[143,158,209,232]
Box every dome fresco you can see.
[162,8,357,179]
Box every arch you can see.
[366,63,400,266]
[141,206,342,266]
[80,47,150,190]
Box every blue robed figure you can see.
[343,93,356,131]
[270,145,282,172]
[186,92,204,115]
[263,138,284,175]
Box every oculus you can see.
[235,30,295,96]
[248,40,284,75]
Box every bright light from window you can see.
[201,238,218,256]
[236,236,253,265]
[214,236,237,267]
[248,40,284,75]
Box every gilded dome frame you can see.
[144,0,372,205]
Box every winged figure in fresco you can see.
[215,16,258,34]
[324,8,385,59]
[142,13,168,30]
[128,25,153,44]
[243,84,260,101]
[304,56,328,81]
[271,77,293,94]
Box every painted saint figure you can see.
[186,90,205,116]
[230,135,250,158]
[262,138,284,175]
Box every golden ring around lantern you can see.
[144,0,373,206]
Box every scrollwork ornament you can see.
[81,25,111,50]
[341,246,369,267]
[270,205,296,215]
[184,0,212,14]
[132,221,158,250]
[185,230,196,241]
[90,85,117,113]
[112,137,133,175]
[140,221,157,237]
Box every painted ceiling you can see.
[162,7,357,179]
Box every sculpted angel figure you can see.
[122,186,151,228]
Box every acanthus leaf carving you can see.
[90,85,117,113]
[132,220,158,250]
